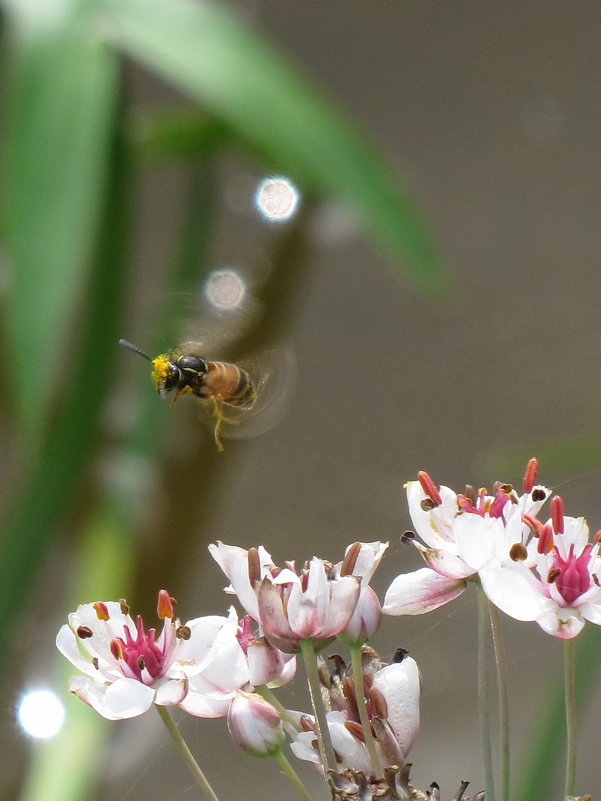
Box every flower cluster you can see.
[56,459,600,799]
[383,459,601,639]
[58,541,423,789]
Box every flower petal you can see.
[383,568,466,615]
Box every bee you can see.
[119,339,257,452]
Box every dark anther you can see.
[176,625,191,640]
[400,530,415,544]
[532,488,547,502]
[420,498,436,511]
[76,626,93,639]
[119,599,129,615]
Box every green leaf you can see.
[2,9,118,435]
[99,0,445,291]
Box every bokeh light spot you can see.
[17,689,65,739]
[205,269,247,310]
[255,176,300,222]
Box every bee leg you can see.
[211,396,226,453]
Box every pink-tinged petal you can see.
[383,568,466,615]
[319,575,360,636]
[479,564,547,621]
[101,677,156,719]
[338,585,382,645]
[536,608,585,639]
[247,638,296,688]
[285,559,329,635]
[406,481,458,549]
[454,514,501,571]
[258,579,299,652]
[155,678,188,706]
[373,657,420,760]
[414,542,474,579]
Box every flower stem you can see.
[564,637,576,798]
[488,601,510,801]
[299,638,337,773]
[349,643,383,778]
[156,705,220,801]
[273,749,317,801]
[255,685,296,727]
[477,585,495,801]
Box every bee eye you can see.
[178,355,207,373]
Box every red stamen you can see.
[93,602,110,621]
[157,590,174,620]
[417,471,442,507]
[522,458,538,494]
[523,513,544,536]
[551,496,564,535]
[538,524,554,554]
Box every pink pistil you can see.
[550,544,593,605]
[417,471,442,507]
[113,617,167,681]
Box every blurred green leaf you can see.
[3,9,118,436]
[99,0,445,292]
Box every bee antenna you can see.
[119,339,152,362]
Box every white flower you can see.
[209,541,361,652]
[480,504,601,639]
[57,591,211,719]
[384,461,550,617]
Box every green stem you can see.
[156,705,220,801]
[477,585,495,801]
[299,638,337,774]
[273,750,316,801]
[255,686,296,727]
[564,638,576,798]
[349,644,383,778]
[488,601,510,801]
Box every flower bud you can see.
[227,692,284,757]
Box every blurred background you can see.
[2,1,601,800]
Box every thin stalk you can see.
[255,685,296,727]
[156,705,220,801]
[349,643,383,778]
[477,585,495,801]
[563,638,576,798]
[299,638,337,773]
[488,601,510,801]
[273,750,316,801]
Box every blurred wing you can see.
[199,344,296,441]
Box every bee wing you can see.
[199,344,296,442]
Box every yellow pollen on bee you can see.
[151,355,172,389]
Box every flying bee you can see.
[119,339,257,452]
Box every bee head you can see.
[151,353,208,398]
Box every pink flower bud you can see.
[227,692,284,757]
